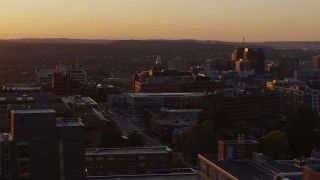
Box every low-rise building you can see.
[85,146,172,176]
[202,89,279,122]
[127,92,204,110]
[61,95,98,110]
[198,140,302,180]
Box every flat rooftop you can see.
[128,92,205,98]
[154,119,197,126]
[87,168,196,180]
[56,117,84,127]
[11,109,56,114]
[0,96,33,101]
[200,154,302,179]
[218,140,259,145]
[86,146,172,156]
[61,96,98,106]
[161,108,202,113]
[3,84,41,91]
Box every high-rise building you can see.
[0,109,85,179]
[231,48,244,61]
[231,47,265,74]
[243,48,265,74]
[312,55,320,70]
[236,59,251,72]
[278,55,300,79]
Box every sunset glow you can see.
[1,0,320,41]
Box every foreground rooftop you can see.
[86,146,172,155]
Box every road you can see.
[106,110,162,147]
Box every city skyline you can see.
[1,0,320,41]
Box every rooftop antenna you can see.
[243,36,245,48]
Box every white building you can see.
[35,64,88,85]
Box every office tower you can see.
[278,55,299,79]
[236,59,251,72]
[243,48,265,74]
[231,48,244,61]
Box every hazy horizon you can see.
[1,0,320,41]
[2,38,320,43]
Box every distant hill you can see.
[1,38,114,44]
[2,38,320,50]
[0,39,317,83]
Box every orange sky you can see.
[1,0,320,41]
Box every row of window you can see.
[87,162,168,169]
[86,155,162,161]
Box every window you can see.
[95,164,103,168]
[150,162,157,167]
[19,117,26,124]
[85,157,93,161]
[159,162,167,166]
[59,140,64,157]
[107,156,114,160]
[138,162,145,167]
[117,157,124,160]
[96,156,103,161]
[138,155,145,160]
[128,155,135,160]
[18,160,30,177]
[17,142,30,159]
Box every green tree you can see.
[234,121,249,138]
[126,131,145,147]
[177,120,217,156]
[99,127,125,148]
[285,106,320,156]
[172,157,188,168]
[259,130,290,160]
[198,111,233,130]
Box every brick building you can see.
[85,146,172,176]
[198,140,302,180]
[202,90,279,122]
[218,139,259,160]
[51,72,80,95]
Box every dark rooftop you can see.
[87,168,196,180]
[200,154,302,180]
[201,154,272,179]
